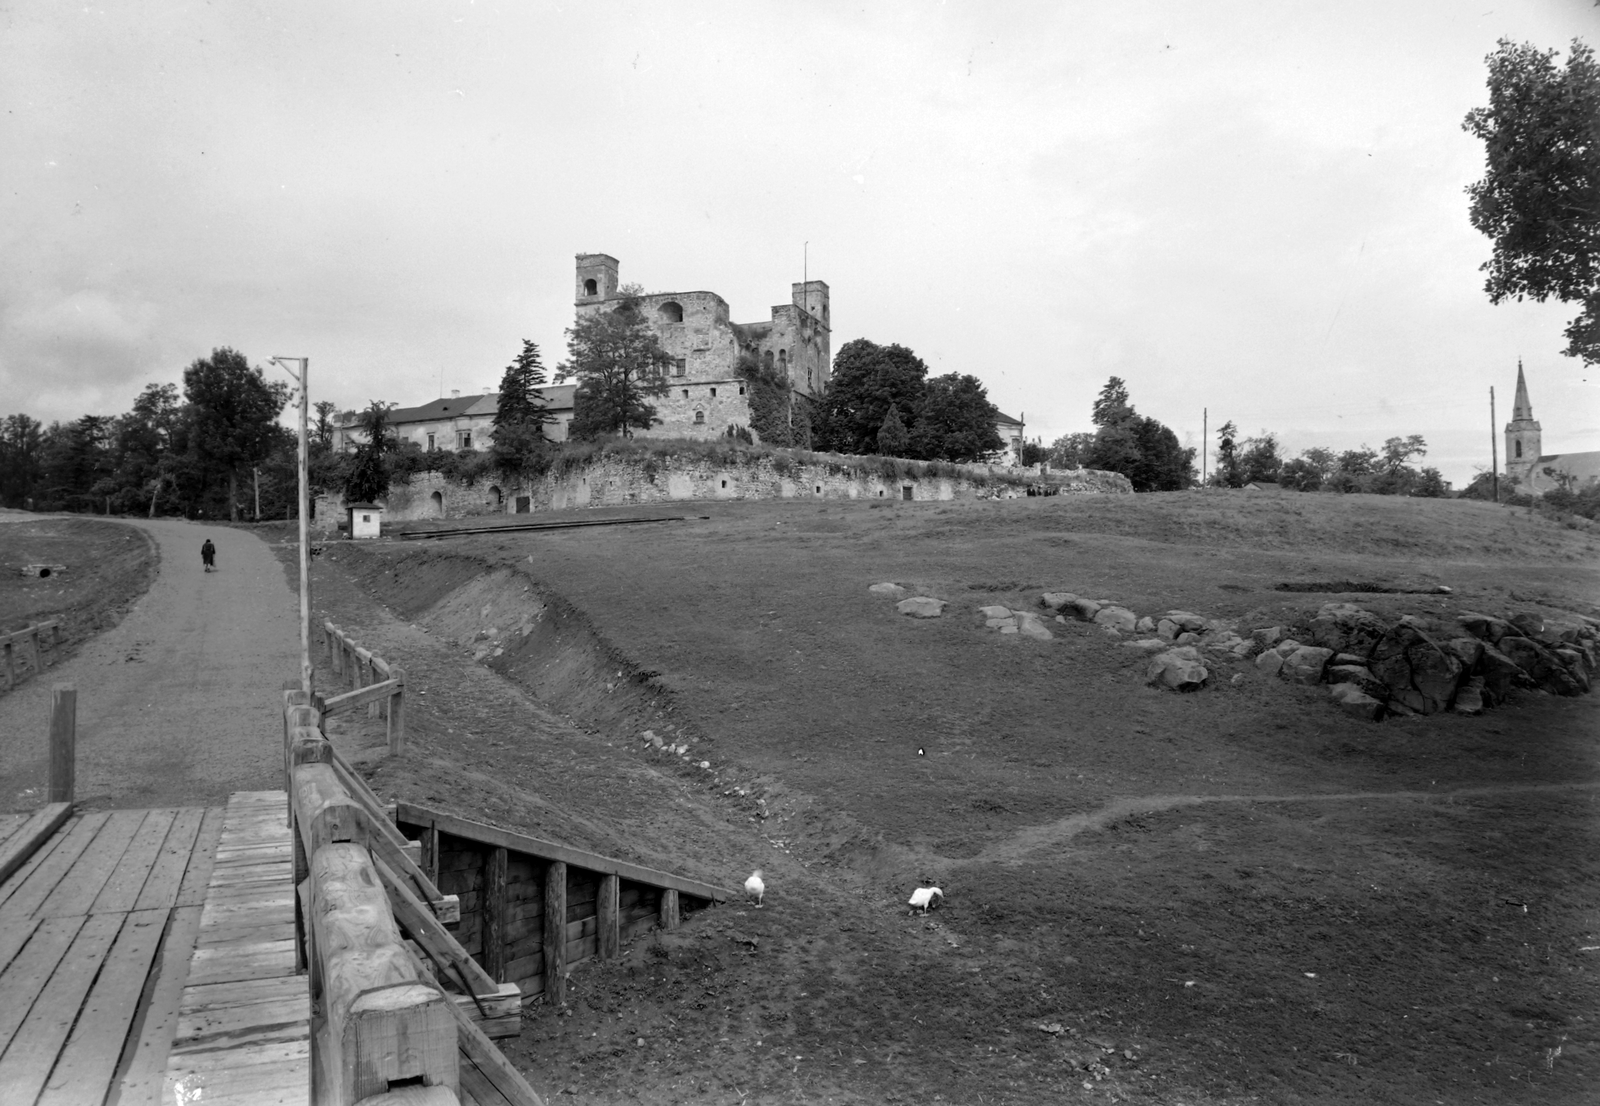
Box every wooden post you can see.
[330,626,344,677]
[597,874,620,960]
[28,627,41,674]
[484,846,507,983]
[660,887,680,931]
[420,822,439,885]
[388,667,406,755]
[48,683,75,804]
[3,640,12,691]
[543,860,567,1005]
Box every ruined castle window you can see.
[660,301,684,323]
[682,389,689,398]
[710,387,717,397]
[739,385,746,395]
[815,485,823,495]
[1515,441,1523,458]
[694,410,706,424]
[778,350,788,370]
[584,278,598,296]
[763,350,774,371]
[674,358,686,377]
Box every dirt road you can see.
[0,519,300,809]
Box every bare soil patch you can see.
[306,491,1599,1105]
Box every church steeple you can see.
[1504,360,1542,482]
[1512,360,1533,421]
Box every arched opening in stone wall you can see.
[659,301,683,323]
[763,350,774,371]
[1516,441,1523,458]
[584,278,598,296]
[430,490,444,516]
[694,410,706,425]
[778,349,787,373]
[488,485,503,507]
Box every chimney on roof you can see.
[451,389,460,398]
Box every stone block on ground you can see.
[1308,603,1388,656]
[1067,598,1103,622]
[1147,647,1209,691]
[1135,616,1156,634]
[1040,592,1077,612]
[1281,645,1335,685]
[1252,626,1283,649]
[1166,611,1208,633]
[979,604,1014,620]
[897,596,947,618]
[1327,665,1387,700]
[1093,605,1138,633]
[1459,612,1515,644]
[1157,619,1179,642]
[870,582,909,599]
[1256,651,1286,677]
[1452,676,1486,715]
[1329,682,1385,721]
[1122,638,1170,653]
[1369,618,1464,714]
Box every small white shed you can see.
[347,502,384,539]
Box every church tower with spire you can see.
[1504,361,1543,484]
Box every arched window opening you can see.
[763,350,774,371]
[778,349,788,368]
[1515,441,1523,458]
[659,301,684,323]
[430,490,444,517]
[694,410,706,425]
[584,278,598,296]
[488,485,503,506]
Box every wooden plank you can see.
[597,874,619,961]
[174,807,226,908]
[0,914,41,974]
[107,903,202,1106]
[372,856,500,1003]
[0,802,73,888]
[90,808,180,914]
[321,678,399,716]
[162,1053,311,1105]
[37,909,169,1106]
[484,847,507,984]
[0,812,30,845]
[0,811,111,920]
[406,952,542,1106]
[0,912,122,1102]
[543,861,566,1007]
[395,803,732,902]
[184,940,296,986]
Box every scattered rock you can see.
[1013,611,1055,641]
[1040,592,1078,612]
[1175,631,1200,646]
[1307,603,1388,657]
[1326,665,1387,700]
[1280,645,1335,685]
[1135,616,1156,634]
[1369,618,1464,714]
[1121,638,1170,653]
[1255,651,1285,677]
[1475,643,1526,703]
[1148,647,1209,691]
[1459,612,1517,644]
[978,605,1013,620]
[1157,619,1179,642]
[869,582,908,599]
[1252,626,1284,649]
[1498,635,1583,695]
[1453,676,1486,715]
[897,597,947,618]
[1509,611,1545,640]
[1093,606,1138,633]
[1444,638,1485,669]
[1066,598,1104,622]
[1329,682,1385,721]
[1166,611,1208,633]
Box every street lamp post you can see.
[271,356,313,697]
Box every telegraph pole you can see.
[272,356,313,696]
[1202,407,1208,487]
[1490,386,1498,503]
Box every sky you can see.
[3,0,1597,487]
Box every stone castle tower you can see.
[1504,361,1543,484]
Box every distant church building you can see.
[1505,363,1600,495]
[573,254,830,441]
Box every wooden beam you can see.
[0,803,72,886]
[48,683,75,804]
[404,953,546,1106]
[311,843,457,1105]
[354,1086,460,1106]
[293,763,370,856]
[597,874,619,961]
[484,846,507,983]
[387,666,406,755]
[321,678,400,717]
[372,856,506,1009]
[543,861,566,1006]
[393,803,733,903]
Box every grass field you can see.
[0,515,157,660]
[312,489,1598,1105]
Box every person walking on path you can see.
[201,538,216,572]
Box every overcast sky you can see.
[4,0,1597,485]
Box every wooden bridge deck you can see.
[0,792,308,1106]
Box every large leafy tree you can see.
[876,403,910,456]
[39,415,114,511]
[183,348,291,520]
[1238,431,1283,484]
[345,402,397,504]
[1464,38,1600,365]
[560,300,672,440]
[1046,431,1096,470]
[908,373,1004,462]
[813,339,929,455]
[0,413,46,508]
[1209,420,1243,488]
[1084,378,1194,491]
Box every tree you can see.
[0,413,45,508]
[560,299,672,440]
[1238,431,1282,484]
[1279,457,1323,492]
[492,340,555,476]
[1046,432,1096,470]
[39,415,113,511]
[876,403,909,456]
[345,401,396,504]
[813,339,929,455]
[1091,377,1134,426]
[183,348,291,520]
[1413,467,1449,497]
[1127,416,1195,491]
[1464,38,1600,365]
[1210,421,1243,488]
[736,353,810,448]
[1019,439,1048,466]
[1380,434,1428,474]
[908,373,1003,462]
[114,383,182,515]
[1082,378,1193,491]
[312,401,339,452]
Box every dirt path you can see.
[0,519,300,809]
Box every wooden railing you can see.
[282,691,541,1106]
[321,622,407,754]
[395,803,732,1007]
[2,620,58,693]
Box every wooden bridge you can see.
[0,637,731,1105]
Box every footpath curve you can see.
[0,518,299,808]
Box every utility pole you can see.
[1202,407,1208,488]
[1490,386,1498,503]
[272,356,313,696]
[253,466,261,521]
